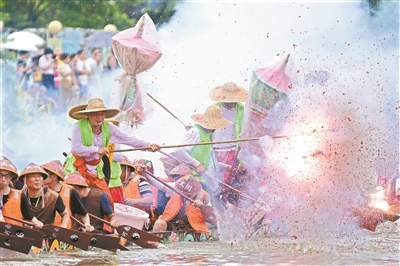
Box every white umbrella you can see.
[1,31,46,51]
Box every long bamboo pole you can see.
[110,137,260,153]
[110,129,334,153]
[147,92,188,129]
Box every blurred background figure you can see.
[38,48,57,99]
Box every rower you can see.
[63,171,118,234]
[0,156,43,229]
[42,160,94,232]
[152,174,211,237]
[18,163,70,228]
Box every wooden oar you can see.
[87,213,162,248]
[147,92,189,129]
[111,138,260,153]
[0,233,35,254]
[0,220,44,248]
[143,169,218,225]
[70,216,128,252]
[2,214,92,250]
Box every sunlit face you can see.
[25,173,44,190]
[88,111,105,129]
[0,170,13,189]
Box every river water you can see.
[1,220,398,265]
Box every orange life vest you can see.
[122,174,147,211]
[161,189,210,236]
[3,189,24,226]
[54,184,73,228]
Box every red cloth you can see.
[214,149,236,182]
[72,153,101,179]
[110,186,124,204]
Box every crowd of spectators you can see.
[14,47,120,114]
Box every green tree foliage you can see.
[0,0,179,30]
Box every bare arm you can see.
[124,194,153,208]
[30,217,43,229]
[107,213,119,228]
[80,213,94,232]
[59,209,70,228]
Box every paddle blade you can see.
[89,234,128,252]
[0,233,35,254]
[0,221,44,248]
[116,225,162,248]
[41,225,92,250]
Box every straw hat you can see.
[191,105,232,130]
[63,172,88,187]
[0,156,18,180]
[69,98,120,120]
[18,163,48,181]
[169,163,193,177]
[159,154,179,167]
[120,156,135,171]
[41,160,65,181]
[174,175,202,196]
[209,82,248,103]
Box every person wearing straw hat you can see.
[152,175,211,236]
[19,163,70,228]
[0,157,43,229]
[42,160,94,232]
[64,98,160,207]
[63,171,118,233]
[173,105,232,197]
[209,82,247,167]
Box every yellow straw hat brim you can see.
[68,98,120,120]
[191,114,232,130]
[209,82,248,103]
[191,105,233,130]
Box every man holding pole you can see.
[209,82,247,167]
[64,98,160,207]
[152,174,211,237]
[173,105,232,207]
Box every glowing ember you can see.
[277,131,326,177]
[369,186,390,211]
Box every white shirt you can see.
[38,55,54,75]
[58,62,72,81]
[212,105,236,150]
[76,59,90,85]
[87,57,104,98]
